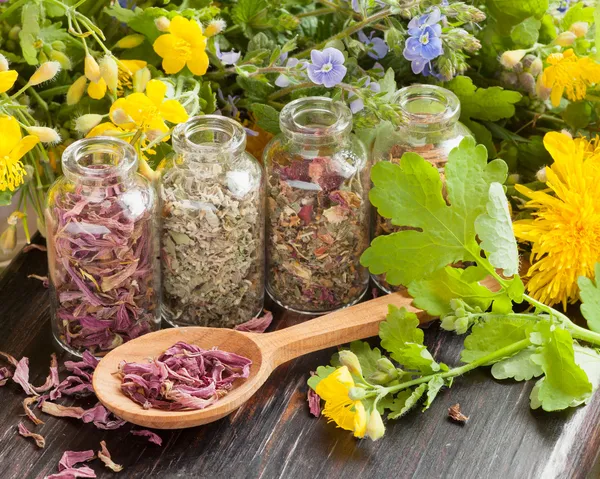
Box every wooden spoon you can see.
[93,292,425,429]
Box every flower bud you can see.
[155,16,171,32]
[499,49,527,69]
[99,55,119,93]
[67,76,87,105]
[75,113,103,134]
[8,25,21,41]
[535,167,547,183]
[111,108,133,125]
[0,224,17,255]
[50,50,72,70]
[376,357,397,374]
[569,22,589,38]
[204,19,227,37]
[555,31,577,47]
[133,66,151,93]
[51,41,66,52]
[0,53,8,72]
[348,387,367,401]
[365,409,385,441]
[114,34,145,49]
[368,371,391,384]
[28,61,61,85]
[507,173,520,185]
[338,351,363,377]
[27,126,61,144]
[84,54,101,83]
[529,57,543,76]
[519,72,536,95]
[536,73,551,101]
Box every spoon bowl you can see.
[93,292,425,429]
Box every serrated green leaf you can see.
[348,341,383,380]
[248,32,274,53]
[486,0,548,30]
[562,101,592,131]
[388,383,427,419]
[232,0,270,35]
[361,136,507,286]
[578,263,600,333]
[250,103,281,135]
[307,365,336,391]
[475,182,519,277]
[408,266,495,317]
[379,306,442,374]
[19,2,42,65]
[237,76,275,102]
[423,376,445,411]
[491,347,543,381]
[200,82,216,114]
[461,317,533,364]
[462,119,496,158]
[446,76,522,122]
[510,17,541,48]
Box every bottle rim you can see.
[393,84,460,129]
[62,137,137,181]
[172,115,247,154]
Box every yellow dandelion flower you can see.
[153,16,209,76]
[109,79,188,133]
[514,132,600,309]
[0,70,18,93]
[542,49,600,107]
[0,116,39,192]
[314,366,368,438]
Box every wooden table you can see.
[1,242,600,479]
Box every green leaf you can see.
[232,0,270,35]
[561,3,595,29]
[379,306,442,374]
[378,68,397,102]
[562,101,592,131]
[0,191,13,206]
[461,316,533,364]
[475,182,519,277]
[408,266,495,317]
[530,327,592,411]
[199,82,216,114]
[248,32,275,53]
[510,17,541,48]
[347,341,383,380]
[573,345,600,400]
[104,5,181,43]
[491,347,543,381]
[307,365,336,391]
[19,2,42,65]
[236,76,275,103]
[578,263,600,333]
[361,136,507,286]
[423,376,445,411]
[250,103,281,135]
[388,384,427,419]
[486,0,548,30]
[462,119,496,158]
[446,76,522,122]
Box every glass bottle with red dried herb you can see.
[46,137,160,357]
[160,115,265,328]
[264,96,370,314]
[372,84,470,294]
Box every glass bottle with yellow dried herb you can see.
[264,96,370,314]
[372,84,470,294]
[160,115,265,328]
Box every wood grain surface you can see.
[1,240,600,479]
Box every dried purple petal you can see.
[12,357,37,396]
[18,422,45,448]
[131,429,163,446]
[59,449,95,470]
[307,388,321,418]
[32,353,60,394]
[98,440,123,472]
[24,397,44,425]
[119,341,251,411]
[233,310,273,333]
[80,403,127,430]
[46,466,96,479]
[41,401,86,419]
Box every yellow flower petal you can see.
[0,116,22,157]
[550,85,564,107]
[170,16,204,46]
[87,122,125,138]
[162,56,187,75]
[160,99,189,124]
[0,70,18,94]
[146,79,167,107]
[10,135,39,162]
[153,34,177,60]
[187,51,209,77]
[352,401,367,438]
[87,77,107,100]
[120,60,147,76]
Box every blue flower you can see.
[558,0,570,13]
[215,43,241,66]
[307,48,347,88]
[403,8,444,75]
[357,30,388,60]
[275,57,308,88]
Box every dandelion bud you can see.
[67,76,87,106]
[529,57,543,76]
[0,224,17,255]
[348,387,367,401]
[535,168,547,183]
[50,50,72,70]
[365,409,385,441]
[569,22,589,38]
[338,351,363,377]
[519,72,536,95]
[84,54,101,83]
[75,114,103,134]
[114,34,145,49]
[28,61,61,86]
[133,66,151,93]
[111,108,133,125]
[0,53,8,72]
[204,19,227,37]
[27,126,61,144]
[555,31,577,47]
[99,55,119,93]
[499,49,527,69]
[155,16,171,32]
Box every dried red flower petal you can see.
[234,310,273,333]
[131,429,163,446]
[17,422,45,448]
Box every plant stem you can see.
[297,7,336,18]
[268,81,315,100]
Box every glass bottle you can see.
[264,96,370,314]
[372,84,471,294]
[46,137,160,357]
[160,115,265,328]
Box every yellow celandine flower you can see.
[109,79,188,134]
[314,366,368,438]
[0,70,17,93]
[514,132,600,309]
[118,60,147,96]
[542,49,600,107]
[0,116,39,192]
[153,16,209,76]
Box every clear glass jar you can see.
[264,97,370,314]
[372,84,470,294]
[160,115,265,328]
[46,137,160,357]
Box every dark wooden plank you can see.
[1,243,600,479]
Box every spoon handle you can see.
[253,292,427,368]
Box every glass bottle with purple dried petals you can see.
[160,116,265,328]
[371,84,471,294]
[46,137,160,357]
[264,97,370,314]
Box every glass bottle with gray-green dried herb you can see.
[160,116,265,328]
[264,97,370,314]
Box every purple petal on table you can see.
[234,310,274,333]
[46,466,97,479]
[32,353,60,394]
[18,422,46,448]
[24,397,44,425]
[13,357,36,396]
[58,449,95,470]
[131,429,163,446]
[40,401,86,419]
[307,388,321,418]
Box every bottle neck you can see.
[395,84,461,134]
